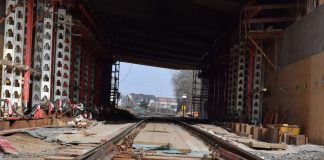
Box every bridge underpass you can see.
[1,0,324,159]
[93,0,240,119]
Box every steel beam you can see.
[110,27,207,50]
[114,38,202,55]
[244,3,296,11]
[86,55,92,106]
[115,46,201,62]
[116,51,198,67]
[94,62,102,106]
[118,55,195,69]
[80,53,86,103]
[245,17,295,24]
[79,3,96,29]
[247,47,254,116]
[23,0,33,106]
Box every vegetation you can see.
[139,99,149,109]
[172,70,193,111]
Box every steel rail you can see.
[74,118,262,160]
[76,119,145,160]
[176,120,263,160]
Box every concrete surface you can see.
[134,122,209,154]
[264,51,324,145]
[55,122,134,144]
[280,5,324,67]
[0,121,135,159]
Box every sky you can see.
[119,62,176,98]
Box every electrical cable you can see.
[120,64,133,83]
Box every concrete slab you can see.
[55,122,134,144]
[134,122,209,154]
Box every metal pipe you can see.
[33,7,51,27]
[248,35,277,70]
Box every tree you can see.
[172,70,193,112]
[139,99,149,109]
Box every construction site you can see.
[1,0,324,159]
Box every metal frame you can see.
[110,61,120,108]
[53,8,72,101]
[1,0,27,112]
[70,41,81,103]
[32,0,54,106]
[252,46,263,122]
[192,70,208,119]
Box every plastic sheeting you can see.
[23,127,78,143]
[133,144,182,154]
[133,143,210,157]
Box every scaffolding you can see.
[110,61,120,108]
[192,70,208,119]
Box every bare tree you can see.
[172,70,193,112]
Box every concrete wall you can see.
[265,5,324,144]
[279,5,324,67]
[265,52,324,144]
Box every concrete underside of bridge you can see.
[90,0,324,145]
[1,0,324,145]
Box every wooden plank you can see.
[290,135,306,145]
[244,124,252,135]
[57,148,89,157]
[57,151,84,157]
[249,141,287,150]
[234,123,241,132]
[44,156,75,160]
[240,123,245,133]
[260,128,270,142]
[142,155,203,160]
[70,145,95,149]
[252,126,260,140]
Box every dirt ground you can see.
[6,133,61,153]
[1,133,62,158]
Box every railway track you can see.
[44,119,262,160]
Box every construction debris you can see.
[0,136,17,154]
[195,124,324,160]
[23,128,78,143]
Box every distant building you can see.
[119,93,157,107]
[156,97,177,109]
[118,93,177,112]
[129,93,156,106]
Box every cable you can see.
[120,64,133,83]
